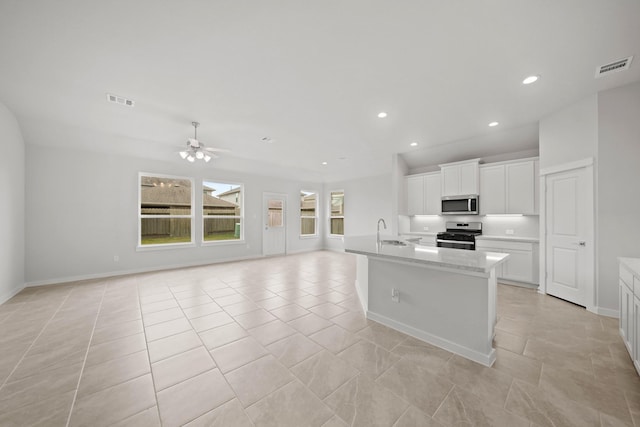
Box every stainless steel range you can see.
[436,222,482,250]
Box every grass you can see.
[204,231,239,241]
[141,235,192,245]
[141,232,239,245]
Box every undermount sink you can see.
[381,239,407,246]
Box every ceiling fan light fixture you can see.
[196,150,204,159]
[179,151,188,159]
[187,155,195,162]
[204,154,211,162]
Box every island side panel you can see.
[354,254,368,312]
[367,257,496,366]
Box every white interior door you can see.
[545,167,593,307]
[263,193,286,256]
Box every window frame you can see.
[299,190,318,238]
[329,189,345,237]
[201,179,245,246]
[138,172,195,251]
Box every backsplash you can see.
[405,215,539,238]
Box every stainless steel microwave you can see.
[441,195,479,215]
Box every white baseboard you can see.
[24,254,262,288]
[594,306,619,318]
[366,311,496,367]
[354,280,367,312]
[0,284,25,305]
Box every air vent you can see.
[106,93,135,107]
[595,56,633,78]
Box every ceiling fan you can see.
[179,121,229,163]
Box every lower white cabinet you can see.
[634,294,640,373]
[619,259,640,376]
[620,277,633,354]
[476,239,538,285]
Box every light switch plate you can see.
[506,229,515,235]
[423,226,429,231]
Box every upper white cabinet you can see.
[506,161,535,214]
[406,175,424,216]
[440,159,480,196]
[479,165,506,214]
[405,172,441,215]
[424,173,441,215]
[479,158,538,215]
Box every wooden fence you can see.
[141,207,238,238]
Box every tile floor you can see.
[0,251,639,426]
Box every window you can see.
[139,173,194,247]
[300,191,317,237]
[330,190,344,236]
[203,180,243,242]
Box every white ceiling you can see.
[1,1,639,182]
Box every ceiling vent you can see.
[106,93,135,107]
[595,56,633,78]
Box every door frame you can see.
[262,192,288,257]
[539,158,595,313]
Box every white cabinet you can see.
[634,293,640,373]
[440,159,479,196]
[619,260,640,376]
[424,173,441,215]
[479,165,506,214]
[406,176,424,216]
[479,158,538,215]
[475,239,538,285]
[506,161,535,214]
[620,266,635,356]
[405,172,441,215]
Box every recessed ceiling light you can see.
[377,112,388,118]
[410,142,418,147]
[488,121,499,127]
[322,161,328,165]
[522,75,539,85]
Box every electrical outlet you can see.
[113,255,119,262]
[423,226,429,231]
[505,229,515,235]
[391,288,400,303]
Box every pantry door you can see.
[544,164,594,308]
[263,193,287,256]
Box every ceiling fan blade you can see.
[203,147,230,153]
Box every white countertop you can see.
[619,257,640,277]
[476,235,539,243]
[345,236,509,274]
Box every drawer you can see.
[620,265,634,287]
[475,240,532,251]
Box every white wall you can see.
[539,94,598,170]
[0,101,25,303]
[324,174,393,251]
[25,145,323,285]
[597,81,640,310]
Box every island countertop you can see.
[344,235,508,274]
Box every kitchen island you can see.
[345,236,508,367]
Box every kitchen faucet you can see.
[377,218,387,244]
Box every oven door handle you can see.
[436,239,474,245]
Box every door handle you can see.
[575,241,586,247]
